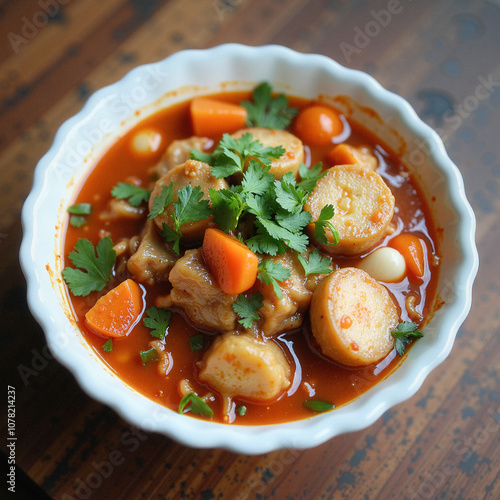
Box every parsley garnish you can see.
[304,400,335,412]
[297,250,333,276]
[189,334,204,352]
[178,392,213,418]
[233,292,264,328]
[391,321,423,355]
[241,82,298,130]
[298,163,326,193]
[111,182,151,207]
[102,339,113,352]
[62,236,116,297]
[160,184,212,255]
[140,346,160,365]
[143,307,171,340]
[313,205,340,246]
[68,203,92,227]
[257,260,291,299]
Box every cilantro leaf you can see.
[102,339,113,352]
[62,236,116,297]
[68,203,92,215]
[241,160,274,195]
[140,346,160,365]
[298,162,326,193]
[274,172,309,214]
[178,392,213,418]
[304,400,335,412]
[189,334,204,352]
[297,250,333,276]
[209,188,245,233]
[143,307,171,339]
[190,147,213,164]
[257,260,291,299]
[233,292,263,328]
[148,182,174,220]
[241,82,298,129]
[391,321,423,355]
[69,215,88,228]
[111,182,151,207]
[313,205,340,246]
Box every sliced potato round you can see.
[310,267,398,366]
[198,333,291,401]
[149,159,228,242]
[231,127,304,180]
[304,164,395,255]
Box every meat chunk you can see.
[149,136,212,179]
[149,159,229,243]
[198,332,291,402]
[257,249,331,336]
[127,220,177,285]
[158,248,238,332]
[231,127,304,180]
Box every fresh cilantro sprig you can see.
[102,339,113,352]
[257,260,291,299]
[313,205,340,246]
[62,236,116,297]
[148,182,174,220]
[160,184,212,254]
[241,82,298,130]
[298,250,333,276]
[233,292,264,328]
[111,182,151,207]
[298,163,327,193]
[391,321,423,355]
[178,392,213,419]
[143,307,171,340]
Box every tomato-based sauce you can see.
[63,91,440,425]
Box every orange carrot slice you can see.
[326,143,358,165]
[389,233,426,278]
[85,279,144,338]
[190,97,248,137]
[202,228,258,295]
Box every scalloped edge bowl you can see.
[20,44,478,454]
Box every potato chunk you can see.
[158,249,238,332]
[310,267,398,366]
[149,159,229,243]
[231,127,304,180]
[304,164,395,255]
[198,333,291,401]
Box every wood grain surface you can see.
[1,1,499,499]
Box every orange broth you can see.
[63,91,440,425]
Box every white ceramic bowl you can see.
[20,44,478,454]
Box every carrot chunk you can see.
[202,228,258,295]
[85,279,144,338]
[190,97,248,137]
[389,233,426,278]
[293,105,343,146]
[326,143,358,165]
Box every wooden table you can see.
[1,0,499,498]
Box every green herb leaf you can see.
[143,307,171,340]
[148,182,174,220]
[274,172,309,214]
[102,339,113,352]
[241,82,298,130]
[313,205,340,246]
[304,400,335,412]
[257,260,291,299]
[391,321,423,355]
[233,292,263,328]
[298,163,326,193]
[209,188,246,233]
[297,250,333,276]
[140,346,160,365]
[62,236,116,297]
[237,405,247,416]
[178,392,213,418]
[189,334,204,352]
[68,203,92,215]
[70,215,88,228]
[111,182,151,207]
